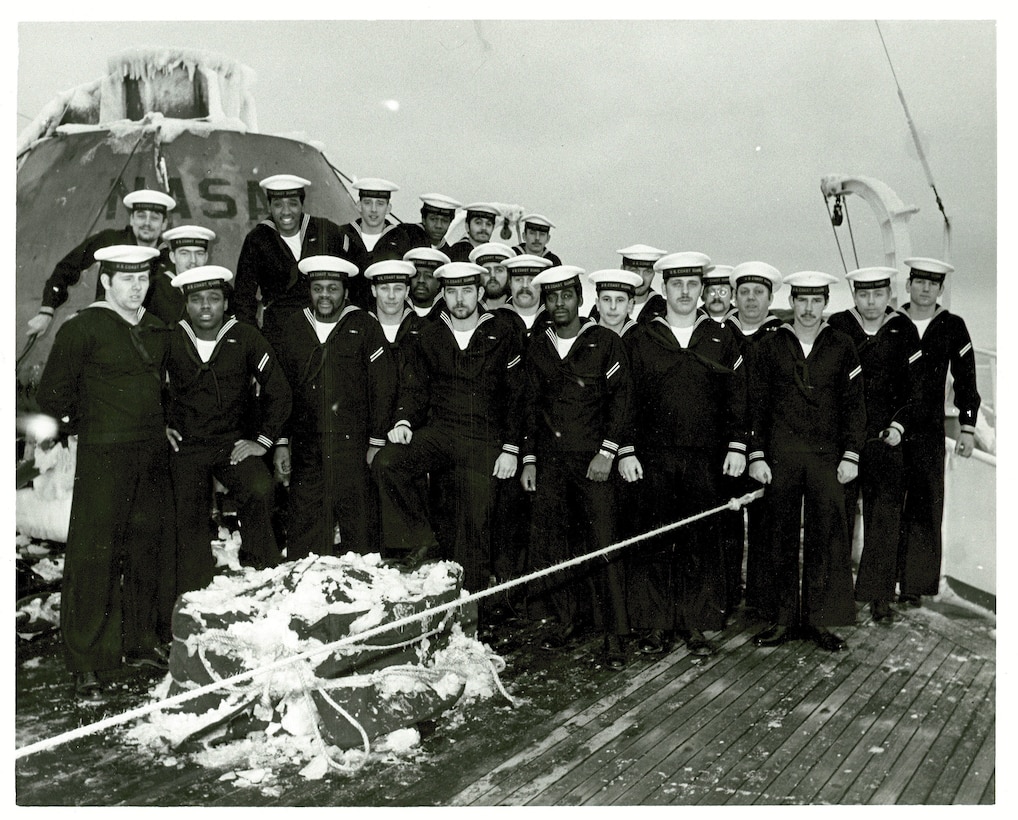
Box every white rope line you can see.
[14,489,763,760]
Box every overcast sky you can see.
[11,12,1000,348]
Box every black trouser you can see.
[528,451,627,636]
[373,427,500,593]
[170,440,280,596]
[629,449,726,634]
[846,438,904,602]
[288,435,377,559]
[758,449,856,628]
[898,430,946,596]
[62,440,174,672]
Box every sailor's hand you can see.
[274,445,291,486]
[880,427,902,447]
[520,464,537,492]
[955,431,975,458]
[231,439,266,464]
[586,452,611,482]
[366,445,382,466]
[837,459,859,484]
[165,427,182,452]
[618,454,644,483]
[27,313,53,338]
[723,452,747,477]
[388,424,413,444]
[749,460,772,485]
[493,452,518,479]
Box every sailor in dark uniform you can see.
[233,174,346,353]
[511,213,563,266]
[404,246,451,320]
[446,203,500,262]
[620,252,748,658]
[828,267,921,623]
[164,264,291,597]
[701,264,735,322]
[36,245,174,698]
[521,265,632,667]
[616,244,668,324]
[589,269,643,338]
[273,255,397,559]
[144,225,216,325]
[402,192,461,253]
[497,254,555,342]
[725,261,785,617]
[470,242,516,310]
[895,257,980,608]
[337,178,419,310]
[27,189,175,339]
[365,258,427,373]
[748,271,866,652]
[372,262,525,602]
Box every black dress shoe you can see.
[871,600,896,623]
[808,626,847,652]
[897,593,922,608]
[125,645,170,671]
[639,628,668,655]
[74,671,103,700]
[540,622,576,650]
[400,543,438,571]
[683,629,718,657]
[604,634,626,669]
[753,624,792,647]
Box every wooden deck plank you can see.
[925,673,997,805]
[952,722,996,804]
[895,658,996,804]
[980,771,995,805]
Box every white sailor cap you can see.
[784,270,839,295]
[903,257,954,282]
[419,193,462,216]
[654,251,713,279]
[532,265,586,293]
[617,244,667,268]
[464,203,501,221]
[352,177,399,200]
[469,243,516,266]
[298,255,359,281]
[365,259,416,283]
[703,264,735,286]
[504,254,554,276]
[521,214,555,232]
[171,264,234,294]
[435,262,486,286]
[589,269,644,296]
[730,261,783,292]
[403,247,451,270]
[846,266,898,290]
[259,174,311,199]
[162,225,216,251]
[123,189,176,214]
[94,245,159,273]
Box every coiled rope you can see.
[14,488,763,761]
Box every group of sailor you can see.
[26,177,981,697]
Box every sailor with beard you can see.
[164,265,291,594]
[403,246,451,319]
[144,225,216,326]
[233,175,347,354]
[273,255,397,559]
[469,242,516,310]
[747,271,865,653]
[701,264,735,322]
[616,244,668,324]
[447,203,500,262]
[620,252,747,659]
[372,261,525,612]
[27,190,175,339]
[521,265,632,668]
[724,261,785,618]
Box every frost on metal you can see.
[17,47,261,156]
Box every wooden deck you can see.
[14,595,994,806]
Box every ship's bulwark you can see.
[16,127,360,384]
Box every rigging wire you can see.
[842,195,861,270]
[875,20,951,255]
